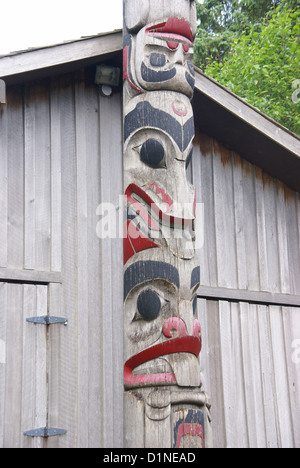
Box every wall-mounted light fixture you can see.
[95,65,121,97]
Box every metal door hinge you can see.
[24,427,67,438]
[26,315,68,325]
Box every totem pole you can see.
[123,0,212,448]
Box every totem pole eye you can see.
[150,53,166,67]
[140,139,166,169]
[137,288,161,321]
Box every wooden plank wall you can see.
[0,71,123,448]
[199,300,300,448]
[192,133,300,448]
[0,283,48,448]
[192,133,300,296]
[0,72,299,448]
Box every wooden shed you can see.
[0,30,299,448]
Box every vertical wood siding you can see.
[192,133,300,448]
[192,133,300,295]
[0,71,123,448]
[0,283,48,448]
[198,300,300,448]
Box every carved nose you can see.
[163,317,201,340]
[172,45,185,65]
[163,317,188,338]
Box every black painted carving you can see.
[124,34,142,91]
[137,288,161,321]
[191,266,200,289]
[124,101,195,152]
[150,53,167,67]
[173,409,205,448]
[187,62,195,76]
[185,72,195,91]
[185,147,193,169]
[140,139,165,168]
[124,261,180,300]
[141,62,176,83]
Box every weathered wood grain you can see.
[194,135,300,297]
[123,0,212,449]
[0,31,298,449]
[200,299,300,448]
[0,102,8,268]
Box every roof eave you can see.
[193,69,300,192]
[1,32,299,191]
[0,30,123,85]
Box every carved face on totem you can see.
[124,19,195,97]
[123,91,196,261]
[127,20,195,97]
[123,0,212,450]
[123,0,197,97]
[124,0,197,37]
[124,250,201,389]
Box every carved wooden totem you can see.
[123,0,212,448]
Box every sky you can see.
[0,0,123,55]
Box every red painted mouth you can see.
[124,184,195,264]
[126,183,194,226]
[146,17,194,52]
[124,335,201,387]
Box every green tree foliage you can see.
[194,0,300,134]
[194,0,281,70]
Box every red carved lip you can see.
[126,183,194,226]
[124,336,201,387]
[146,17,194,44]
[124,184,194,264]
[148,182,173,213]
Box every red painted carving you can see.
[124,335,201,387]
[148,182,174,213]
[124,220,159,264]
[172,100,188,117]
[163,317,202,341]
[123,44,144,92]
[175,423,204,448]
[146,17,194,44]
[126,183,194,227]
